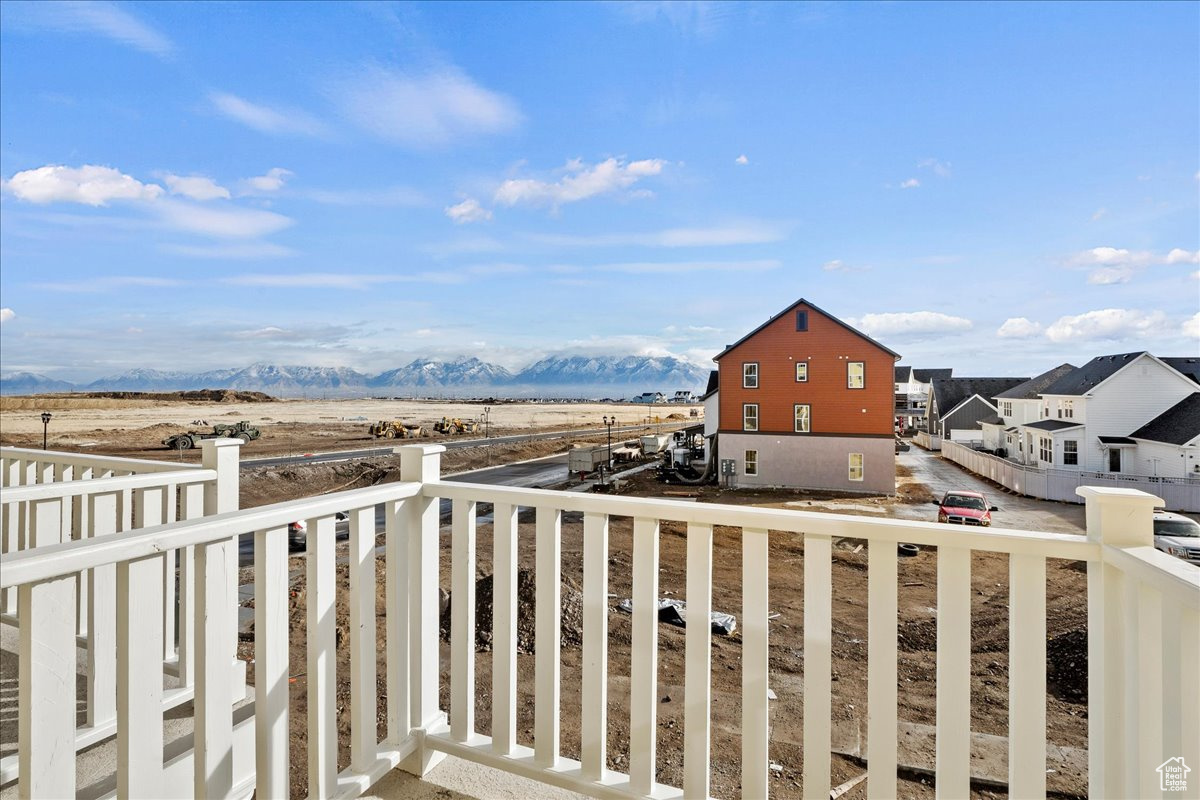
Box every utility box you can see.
[720,459,736,476]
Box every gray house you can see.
[926,377,1029,441]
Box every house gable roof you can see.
[700,370,719,400]
[912,368,953,383]
[895,366,912,383]
[1023,419,1084,432]
[995,363,1077,399]
[1040,352,1154,396]
[713,298,901,361]
[1129,392,1200,445]
[930,377,1029,416]
[1161,357,1200,386]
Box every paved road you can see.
[895,445,1087,534]
[240,423,681,469]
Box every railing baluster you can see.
[19,497,74,800]
[195,538,234,798]
[1180,606,1200,786]
[178,482,204,688]
[534,506,562,767]
[803,533,833,800]
[581,511,609,781]
[255,525,290,799]
[451,499,477,743]
[385,498,411,746]
[1133,581,1164,799]
[684,522,713,800]
[867,539,898,800]
[492,502,519,756]
[162,483,178,661]
[350,506,380,770]
[134,485,173,671]
[1090,561,1127,797]
[742,527,770,800]
[936,545,971,799]
[87,491,119,728]
[1008,553,1046,797]
[1162,601,1182,771]
[307,514,338,798]
[117,552,165,797]
[629,517,660,795]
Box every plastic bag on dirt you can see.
[616,597,736,635]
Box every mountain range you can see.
[0,355,711,399]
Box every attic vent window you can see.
[796,311,808,332]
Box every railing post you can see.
[399,444,446,777]
[1078,486,1162,800]
[201,438,243,705]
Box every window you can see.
[795,361,808,382]
[848,453,864,482]
[1061,399,1074,419]
[847,361,865,389]
[1039,437,1052,463]
[1063,440,1078,466]
[743,362,759,389]
[795,311,808,331]
[745,450,758,476]
[743,403,759,431]
[794,404,811,433]
[1000,401,1012,417]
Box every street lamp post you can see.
[603,415,615,475]
[40,411,52,450]
[484,406,491,439]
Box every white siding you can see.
[703,391,719,440]
[1130,438,1200,478]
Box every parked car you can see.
[287,512,349,549]
[935,490,997,526]
[1153,510,1200,565]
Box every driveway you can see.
[895,445,1087,535]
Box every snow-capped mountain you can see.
[370,357,514,388]
[87,368,232,392]
[513,355,709,389]
[221,364,371,393]
[0,372,78,395]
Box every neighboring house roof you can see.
[1098,435,1136,445]
[1023,419,1084,432]
[930,378,1028,417]
[1040,352,1153,396]
[895,366,912,383]
[995,363,1078,399]
[700,370,719,400]
[714,297,902,361]
[1161,357,1200,385]
[979,414,1004,426]
[912,368,953,383]
[1129,392,1200,445]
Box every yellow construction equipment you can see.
[433,417,480,435]
[368,420,424,439]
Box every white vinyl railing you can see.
[0,441,242,787]
[1,444,1197,800]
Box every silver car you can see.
[1153,510,1200,565]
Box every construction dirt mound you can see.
[440,568,584,654]
[1046,627,1087,702]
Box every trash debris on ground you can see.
[616,596,737,635]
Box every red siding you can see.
[717,302,896,436]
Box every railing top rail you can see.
[425,480,1098,560]
[1103,545,1200,610]
[1,468,217,503]
[0,446,202,474]
[0,479,423,589]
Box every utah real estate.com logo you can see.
[1158,757,1190,792]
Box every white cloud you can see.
[528,221,785,248]
[917,158,951,178]
[241,167,293,193]
[821,259,867,273]
[855,311,972,337]
[996,317,1043,339]
[223,272,462,290]
[331,67,521,148]
[1090,208,1107,221]
[1067,246,1153,267]
[163,174,230,201]
[1044,308,1168,343]
[4,164,163,205]
[155,200,293,239]
[300,185,426,206]
[160,242,295,259]
[8,1,174,58]
[899,178,920,189]
[735,154,749,165]
[209,92,328,137]
[31,276,186,292]
[595,259,779,275]
[1184,313,1200,340]
[445,198,492,224]
[0,308,14,324]
[1166,248,1200,265]
[495,157,666,209]
[1087,266,1133,285]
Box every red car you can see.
[936,490,997,526]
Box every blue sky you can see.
[1,0,1197,382]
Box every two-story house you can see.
[979,363,1076,459]
[1019,352,1200,474]
[894,366,952,432]
[925,376,1029,441]
[714,299,900,493]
